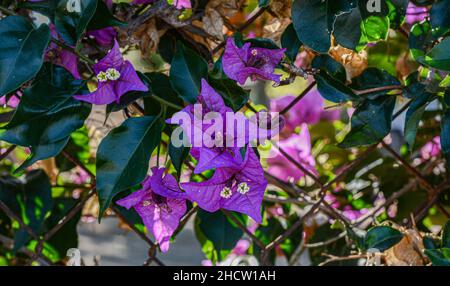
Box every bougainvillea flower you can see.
[87,27,117,47]
[45,25,81,79]
[132,0,154,5]
[405,2,429,25]
[168,79,282,173]
[222,38,285,85]
[74,40,148,105]
[267,124,316,183]
[116,169,186,252]
[182,146,267,223]
[420,136,441,160]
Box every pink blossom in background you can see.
[173,0,191,9]
[420,136,441,160]
[232,239,251,256]
[0,92,21,108]
[405,2,429,25]
[267,124,316,183]
[271,89,340,132]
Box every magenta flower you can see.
[182,146,267,223]
[168,79,282,173]
[46,25,81,79]
[173,0,191,9]
[87,27,117,47]
[74,40,148,105]
[271,89,340,132]
[420,136,441,160]
[132,0,155,5]
[406,2,429,25]
[116,168,186,252]
[0,91,21,108]
[267,124,316,183]
[222,38,285,85]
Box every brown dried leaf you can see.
[329,42,368,82]
[206,0,245,18]
[202,8,225,41]
[270,0,292,19]
[262,17,290,42]
[385,229,427,266]
[131,18,167,57]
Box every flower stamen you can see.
[220,187,233,199]
[237,182,250,195]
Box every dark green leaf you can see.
[96,116,163,218]
[292,0,331,53]
[168,138,190,179]
[258,0,270,7]
[441,220,450,248]
[87,0,126,30]
[0,170,53,250]
[281,23,302,61]
[350,68,401,99]
[0,16,51,96]
[424,248,450,266]
[315,72,356,103]
[170,42,208,103]
[441,108,450,170]
[54,0,97,45]
[430,0,450,38]
[19,0,59,22]
[364,226,403,251]
[339,95,396,148]
[195,210,243,262]
[207,77,249,112]
[404,85,435,150]
[0,64,91,170]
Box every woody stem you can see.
[51,38,96,66]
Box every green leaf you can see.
[87,0,126,30]
[0,64,91,170]
[258,0,270,7]
[207,77,249,112]
[168,138,190,179]
[339,95,396,148]
[0,170,53,251]
[281,23,302,61]
[18,0,59,22]
[195,210,244,262]
[333,7,363,50]
[441,108,450,170]
[96,116,163,218]
[424,248,450,266]
[350,68,401,99]
[315,72,356,103]
[364,226,403,251]
[423,37,450,71]
[430,0,450,38]
[170,42,208,103]
[146,72,183,116]
[312,55,356,103]
[442,220,450,248]
[0,16,51,96]
[54,0,97,45]
[404,85,435,150]
[292,0,330,53]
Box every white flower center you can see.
[237,182,250,195]
[220,187,233,199]
[142,200,152,207]
[251,49,258,56]
[96,71,108,82]
[106,68,121,81]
